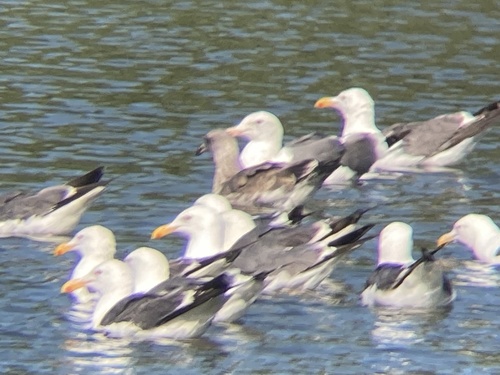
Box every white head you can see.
[151,205,226,259]
[226,111,284,142]
[314,87,378,136]
[61,259,133,297]
[54,225,117,259]
[377,222,415,265]
[124,247,170,293]
[61,259,134,327]
[438,214,500,262]
[221,209,256,250]
[194,194,232,214]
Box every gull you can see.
[54,225,117,304]
[196,128,343,215]
[437,214,500,264]
[151,204,375,293]
[0,167,109,240]
[315,87,500,180]
[225,110,343,168]
[361,222,455,308]
[61,259,231,339]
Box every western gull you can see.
[225,111,343,168]
[124,246,264,324]
[437,214,500,264]
[54,225,117,304]
[196,128,343,215]
[361,222,455,308]
[0,167,109,239]
[151,204,375,293]
[314,87,500,177]
[61,259,232,339]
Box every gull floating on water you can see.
[151,204,375,293]
[196,128,343,215]
[315,88,500,181]
[0,167,109,240]
[361,222,455,309]
[61,259,232,339]
[437,214,500,265]
[124,245,264,324]
[54,225,117,304]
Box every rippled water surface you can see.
[0,1,498,374]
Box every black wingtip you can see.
[472,100,500,117]
[327,223,376,247]
[66,167,105,187]
[326,207,373,233]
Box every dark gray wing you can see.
[100,285,187,328]
[0,167,107,221]
[0,186,74,221]
[231,241,323,275]
[383,117,463,157]
[341,134,379,175]
[435,104,500,154]
[383,103,500,157]
[286,133,345,165]
[168,247,244,279]
[101,274,230,329]
[364,264,405,291]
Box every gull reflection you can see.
[61,332,136,374]
[453,261,500,288]
[370,307,451,348]
[59,317,230,374]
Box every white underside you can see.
[98,294,226,340]
[213,277,264,323]
[372,138,477,172]
[0,186,106,238]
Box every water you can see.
[0,0,498,373]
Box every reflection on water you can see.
[370,307,451,348]
[60,328,233,374]
[453,261,500,288]
[0,0,499,373]
[61,333,135,374]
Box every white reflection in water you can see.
[454,261,500,288]
[61,333,136,374]
[370,308,451,348]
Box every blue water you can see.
[0,1,498,373]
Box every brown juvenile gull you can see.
[0,166,109,240]
[196,128,344,216]
[361,222,455,308]
[315,87,500,179]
